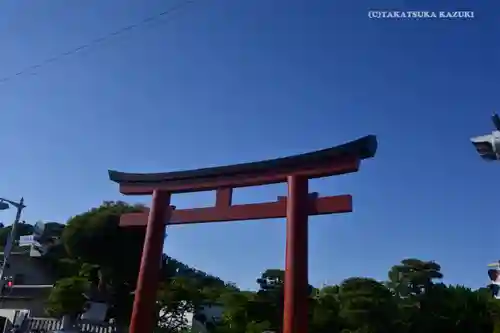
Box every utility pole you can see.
[0,197,26,294]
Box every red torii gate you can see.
[108,135,377,333]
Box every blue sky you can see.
[0,0,498,290]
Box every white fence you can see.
[25,317,118,333]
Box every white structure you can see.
[470,113,500,161]
[159,303,224,333]
[18,235,34,247]
[488,262,500,299]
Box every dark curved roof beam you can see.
[109,135,377,195]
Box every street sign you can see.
[18,235,35,247]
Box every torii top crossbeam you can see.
[109,135,377,196]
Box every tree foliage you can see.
[43,201,229,326]
[34,202,500,333]
[45,277,89,318]
[156,277,203,333]
[388,258,443,297]
[212,259,500,333]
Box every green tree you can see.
[387,258,444,333]
[338,277,398,333]
[244,320,271,333]
[254,269,285,331]
[62,201,146,281]
[387,258,443,297]
[156,276,204,333]
[311,285,342,333]
[61,201,146,324]
[43,222,66,238]
[440,285,493,333]
[46,277,89,318]
[215,291,255,332]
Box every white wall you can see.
[0,309,18,322]
[158,303,224,333]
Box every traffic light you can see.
[1,276,13,296]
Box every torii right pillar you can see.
[284,175,310,333]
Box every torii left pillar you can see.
[128,190,171,333]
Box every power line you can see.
[0,0,195,85]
